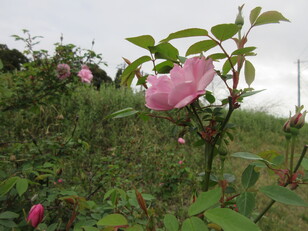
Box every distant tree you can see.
[88,63,112,90]
[0,44,28,72]
[114,68,122,88]
[114,63,127,88]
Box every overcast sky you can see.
[1,0,308,117]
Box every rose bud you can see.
[27,204,44,228]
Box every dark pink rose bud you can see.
[290,106,306,129]
[27,204,44,228]
[283,120,291,133]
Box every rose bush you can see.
[145,57,215,110]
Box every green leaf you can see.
[0,176,19,196]
[181,217,208,231]
[126,224,144,231]
[188,187,221,216]
[231,152,264,161]
[105,108,139,120]
[259,185,308,207]
[0,211,19,219]
[178,56,187,64]
[163,214,179,231]
[241,165,260,189]
[232,47,257,56]
[122,71,135,87]
[155,60,174,74]
[16,178,28,197]
[205,91,215,104]
[0,59,3,70]
[82,226,100,231]
[121,56,152,86]
[208,53,227,60]
[186,40,217,56]
[46,223,58,231]
[160,28,208,43]
[0,219,17,228]
[250,7,262,25]
[97,214,128,227]
[240,89,265,98]
[136,76,147,86]
[205,208,260,231]
[301,158,308,170]
[150,43,179,61]
[126,35,155,50]
[236,192,255,217]
[211,24,239,42]
[222,56,238,75]
[254,11,290,26]
[244,60,255,87]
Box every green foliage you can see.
[97,214,128,226]
[236,192,256,217]
[188,187,221,216]
[185,40,217,56]
[211,24,239,42]
[182,217,208,231]
[244,60,255,87]
[161,28,208,43]
[126,35,155,50]
[241,165,260,189]
[163,214,179,231]
[259,185,308,207]
[205,208,261,231]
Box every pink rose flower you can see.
[178,137,185,144]
[178,160,184,165]
[58,179,63,183]
[27,204,44,228]
[145,57,215,110]
[78,65,93,83]
[57,64,71,79]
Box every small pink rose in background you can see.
[78,65,93,83]
[178,160,183,165]
[178,137,185,144]
[27,204,44,228]
[57,64,71,79]
[58,179,63,183]
[145,57,215,111]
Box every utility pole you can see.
[297,59,300,107]
[296,59,308,107]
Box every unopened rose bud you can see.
[283,120,291,133]
[178,160,183,165]
[27,204,44,228]
[235,4,244,27]
[290,106,306,129]
[178,138,185,144]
